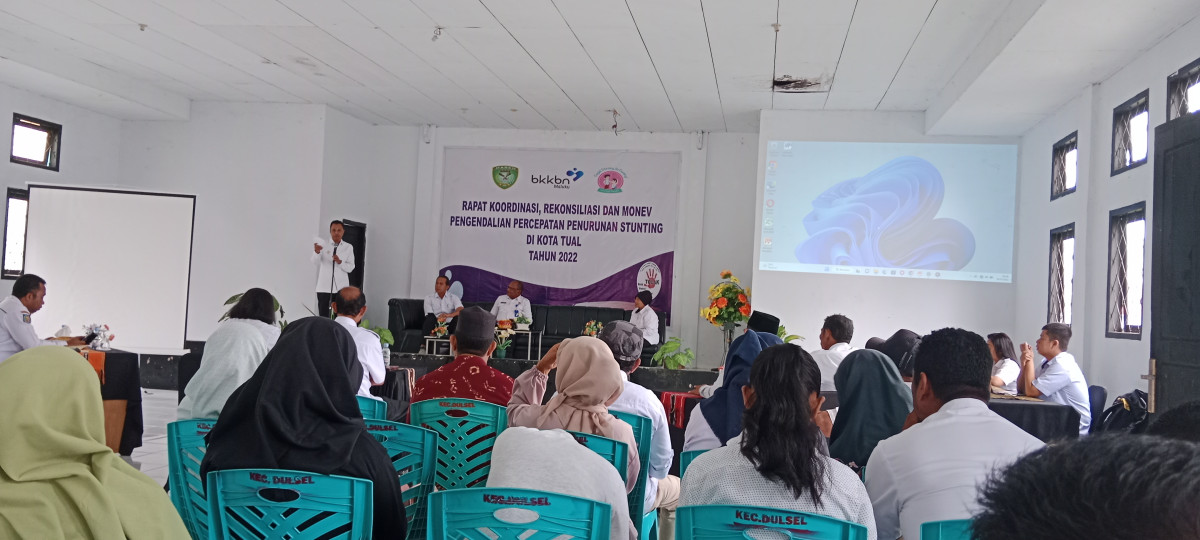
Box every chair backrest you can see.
[357,395,388,420]
[568,430,630,482]
[166,418,216,540]
[428,487,611,540]
[921,519,973,540]
[206,468,374,540]
[1088,385,1108,434]
[410,398,508,490]
[679,449,709,478]
[365,420,438,540]
[610,410,654,535]
[676,504,869,540]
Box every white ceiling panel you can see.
[407,0,501,29]
[626,0,723,132]
[823,0,938,110]
[209,0,312,26]
[38,0,129,25]
[773,0,856,94]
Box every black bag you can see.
[1097,389,1150,433]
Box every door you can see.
[1150,111,1200,415]
[341,219,366,290]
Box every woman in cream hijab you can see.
[507,336,641,492]
[0,347,189,539]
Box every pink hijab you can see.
[535,337,625,438]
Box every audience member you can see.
[811,314,855,391]
[225,287,280,346]
[829,350,912,472]
[422,276,463,336]
[0,347,189,539]
[1018,323,1091,434]
[973,434,1200,540]
[598,321,679,537]
[681,344,877,539]
[0,274,85,364]
[488,427,633,540]
[865,328,1043,540]
[413,306,514,406]
[1145,399,1200,442]
[200,317,406,539]
[694,311,783,398]
[630,290,660,346]
[507,337,641,493]
[177,309,271,420]
[490,280,532,322]
[684,331,782,452]
[866,329,920,382]
[333,287,407,421]
[986,332,1019,394]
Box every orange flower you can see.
[738,293,748,303]
[739,304,751,316]
[720,270,733,279]
[716,297,728,308]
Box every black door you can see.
[341,219,366,290]
[1150,111,1200,415]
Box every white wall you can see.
[359,125,420,327]
[1012,14,1200,394]
[752,110,1021,356]
[119,102,326,340]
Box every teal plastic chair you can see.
[364,420,437,540]
[568,430,631,482]
[166,418,216,540]
[611,410,658,540]
[679,449,709,478]
[206,468,374,540]
[410,398,508,490]
[427,487,611,539]
[357,395,387,420]
[676,504,869,539]
[921,519,973,540]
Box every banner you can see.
[439,147,680,320]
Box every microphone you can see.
[328,242,339,305]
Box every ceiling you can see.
[0,0,1197,135]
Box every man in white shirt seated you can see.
[490,280,532,323]
[422,275,464,336]
[1018,322,1091,435]
[866,328,1044,540]
[597,321,679,540]
[810,314,855,391]
[0,274,85,363]
[333,287,405,421]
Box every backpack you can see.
[1097,389,1150,434]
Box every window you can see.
[1051,132,1078,199]
[1107,202,1146,338]
[2,188,28,279]
[10,113,61,171]
[1049,223,1076,324]
[1111,90,1149,175]
[1167,56,1200,121]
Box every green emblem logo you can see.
[492,165,519,189]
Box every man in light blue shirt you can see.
[1019,322,1091,435]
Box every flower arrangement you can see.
[83,323,116,350]
[497,319,514,330]
[430,321,449,338]
[495,329,516,358]
[701,270,751,356]
[582,320,603,337]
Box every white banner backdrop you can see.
[439,147,680,316]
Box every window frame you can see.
[2,188,28,279]
[1051,131,1078,200]
[1048,222,1076,324]
[1105,201,1147,340]
[10,113,62,172]
[1110,90,1150,176]
[1167,56,1200,121]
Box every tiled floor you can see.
[122,389,176,485]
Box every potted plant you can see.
[430,321,449,338]
[582,320,603,337]
[514,315,532,331]
[359,318,395,359]
[651,337,695,370]
[495,329,515,358]
[776,325,803,343]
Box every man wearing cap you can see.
[693,310,781,399]
[599,320,680,539]
[413,306,514,406]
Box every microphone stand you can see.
[328,243,338,317]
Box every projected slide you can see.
[759,141,1017,283]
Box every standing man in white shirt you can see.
[1018,322,1091,435]
[0,274,85,363]
[332,287,406,421]
[810,314,855,391]
[490,280,532,322]
[866,328,1044,540]
[312,220,355,318]
[598,321,679,540]
[422,275,464,336]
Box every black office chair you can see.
[1088,385,1108,434]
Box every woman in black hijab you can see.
[200,317,405,539]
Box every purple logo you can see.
[595,168,625,193]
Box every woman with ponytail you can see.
[680,344,877,538]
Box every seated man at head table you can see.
[490,280,532,323]
[1017,322,1091,435]
[0,274,86,364]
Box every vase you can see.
[721,322,738,358]
[516,323,530,331]
[495,347,509,359]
